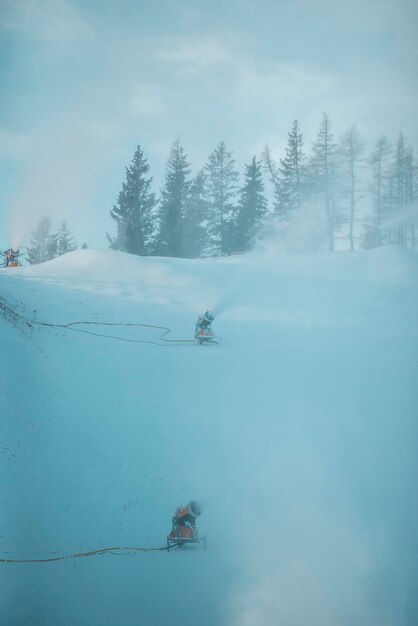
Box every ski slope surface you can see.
[1,246,417,626]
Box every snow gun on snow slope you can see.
[167,501,207,551]
[1,248,23,268]
[194,310,219,344]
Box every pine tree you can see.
[236,156,268,252]
[204,141,239,255]
[57,221,77,256]
[369,135,391,243]
[46,230,59,260]
[262,143,281,215]
[309,113,338,251]
[387,134,415,248]
[156,138,191,257]
[26,217,52,265]
[182,170,209,258]
[405,145,416,250]
[279,119,306,216]
[108,145,157,255]
[339,124,365,251]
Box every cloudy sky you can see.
[0,0,417,249]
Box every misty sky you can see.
[0,0,417,249]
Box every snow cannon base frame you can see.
[194,330,220,345]
[1,250,23,268]
[167,533,207,552]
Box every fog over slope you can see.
[1,246,417,626]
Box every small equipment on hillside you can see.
[167,500,207,551]
[1,248,22,268]
[194,310,219,344]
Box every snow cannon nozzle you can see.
[204,310,215,322]
[190,500,202,517]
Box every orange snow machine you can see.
[167,500,206,551]
[1,249,22,268]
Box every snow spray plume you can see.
[257,201,330,257]
[215,294,237,318]
[378,203,418,234]
[211,270,244,318]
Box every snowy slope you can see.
[1,247,418,626]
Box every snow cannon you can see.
[194,310,219,344]
[1,248,22,268]
[167,500,207,551]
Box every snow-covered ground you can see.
[1,246,417,626]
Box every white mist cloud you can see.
[129,83,170,118]
[226,431,392,626]
[7,112,120,247]
[155,37,233,72]
[0,129,29,159]
[0,0,94,42]
[380,203,418,232]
